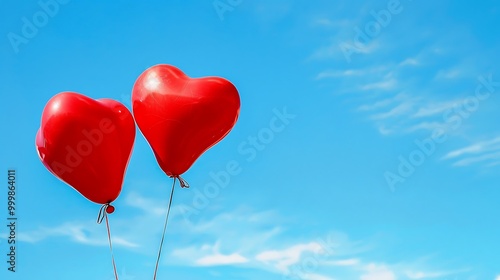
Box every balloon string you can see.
[97,204,119,280]
[153,177,177,280]
[96,204,108,224]
[105,213,120,280]
[177,176,190,188]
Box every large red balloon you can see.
[36,92,136,204]
[132,64,240,177]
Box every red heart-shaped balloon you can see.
[36,92,136,204]
[132,64,240,176]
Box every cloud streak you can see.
[443,137,500,167]
[17,221,139,248]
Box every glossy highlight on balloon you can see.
[132,64,240,176]
[36,92,136,204]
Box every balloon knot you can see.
[97,203,115,224]
[171,175,190,188]
[177,176,190,188]
[106,205,115,214]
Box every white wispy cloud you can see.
[310,40,379,61]
[376,125,394,135]
[405,269,465,279]
[452,151,500,167]
[370,101,414,120]
[171,245,206,259]
[433,56,480,81]
[256,242,324,273]
[412,100,459,118]
[357,93,407,111]
[399,58,419,66]
[302,273,337,280]
[324,258,360,266]
[443,137,500,159]
[441,137,500,167]
[173,240,249,267]
[17,221,138,248]
[316,66,387,80]
[405,121,445,133]
[360,264,396,280]
[196,252,249,266]
[315,69,362,80]
[126,191,168,216]
[357,98,393,111]
[360,78,397,91]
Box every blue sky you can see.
[1,0,500,279]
